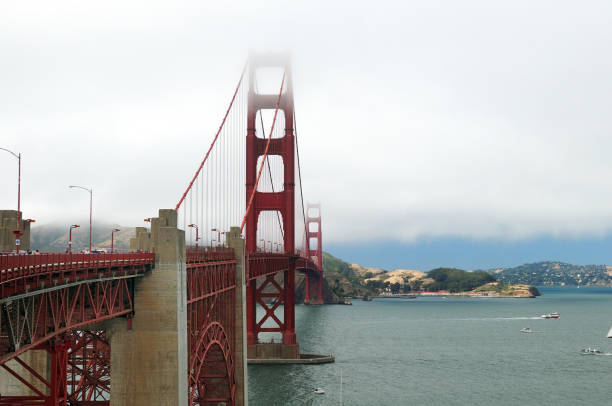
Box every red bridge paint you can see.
[1,54,324,405]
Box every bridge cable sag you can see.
[175,61,248,212]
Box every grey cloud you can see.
[2,0,612,244]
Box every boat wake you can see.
[449,316,542,321]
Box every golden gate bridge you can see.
[0,53,327,406]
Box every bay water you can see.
[249,286,612,405]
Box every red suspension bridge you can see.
[0,53,328,406]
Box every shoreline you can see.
[353,292,537,299]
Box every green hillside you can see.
[322,252,376,297]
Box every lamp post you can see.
[188,224,200,248]
[1,147,22,253]
[69,224,80,253]
[111,228,120,253]
[211,228,218,247]
[69,185,93,252]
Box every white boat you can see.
[314,388,325,394]
[540,312,560,319]
[607,326,612,338]
[580,348,603,355]
[520,327,533,333]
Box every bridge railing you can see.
[186,246,236,263]
[0,252,155,297]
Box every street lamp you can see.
[69,185,93,252]
[111,228,120,253]
[69,224,80,253]
[0,147,22,253]
[188,224,200,248]
[211,228,218,247]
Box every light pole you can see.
[69,224,80,253]
[1,147,22,253]
[111,228,120,253]
[188,224,200,248]
[69,185,93,252]
[211,228,218,247]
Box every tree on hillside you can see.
[426,268,496,292]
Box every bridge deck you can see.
[0,253,154,298]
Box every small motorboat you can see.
[580,348,603,355]
[540,312,560,319]
[314,388,325,394]
[520,327,533,333]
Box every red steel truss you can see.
[245,252,319,341]
[0,331,110,406]
[186,248,237,406]
[0,253,153,364]
[0,252,152,406]
[66,331,110,404]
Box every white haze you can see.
[1,0,612,243]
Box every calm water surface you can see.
[249,287,612,405]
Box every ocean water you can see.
[248,286,612,405]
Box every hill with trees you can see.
[485,261,612,286]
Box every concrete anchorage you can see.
[106,209,188,406]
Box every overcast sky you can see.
[2,1,612,253]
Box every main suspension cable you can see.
[176,62,248,211]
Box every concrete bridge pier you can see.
[0,210,31,253]
[107,209,188,406]
[227,226,248,406]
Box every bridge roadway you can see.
[0,252,154,364]
[0,211,321,406]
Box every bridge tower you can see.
[245,53,298,357]
[304,203,324,304]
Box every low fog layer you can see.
[1,1,611,243]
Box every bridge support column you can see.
[304,272,324,305]
[283,263,297,344]
[107,209,188,406]
[227,226,248,406]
